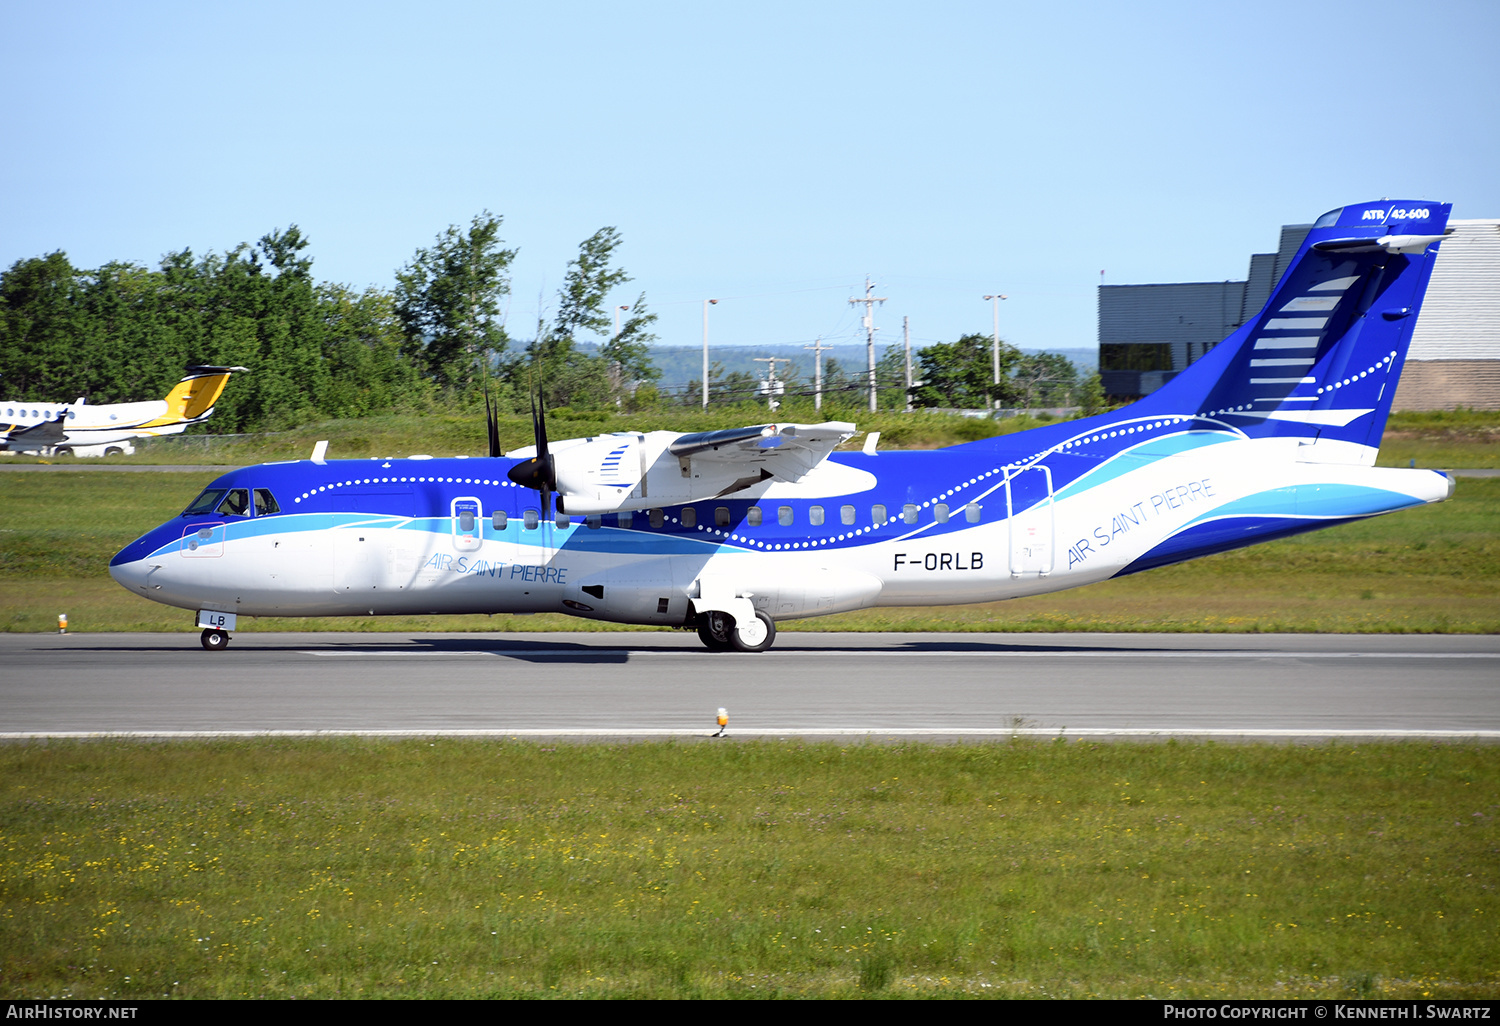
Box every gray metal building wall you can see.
[1099,226,1308,398]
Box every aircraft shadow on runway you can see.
[39,635,1227,661]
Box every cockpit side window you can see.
[183,489,227,516]
[253,489,280,515]
[215,489,250,517]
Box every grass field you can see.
[3,470,1497,635]
[2,738,1494,999]
[3,407,1497,467]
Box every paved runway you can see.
[3,631,1497,740]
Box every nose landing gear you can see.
[201,628,230,650]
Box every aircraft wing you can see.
[668,422,857,482]
[1,414,69,451]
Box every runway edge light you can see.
[714,708,728,738]
[58,613,67,634]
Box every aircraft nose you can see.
[108,555,150,593]
[110,530,167,593]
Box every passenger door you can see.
[1005,465,1055,578]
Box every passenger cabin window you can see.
[903,503,919,524]
[617,511,633,529]
[778,506,793,527]
[715,506,730,527]
[841,505,856,525]
[809,505,825,526]
[747,506,763,527]
[649,508,664,529]
[524,509,539,530]
[586,515,601,529]
[871,504,887,524]
[215,489,250,517]
[253,489,280,515]
[183,489,227,516]
[681,507,697,529]
[556,512,570,529]
[934,503,950,524]
[492,510,508,530]
[965,502,981,523]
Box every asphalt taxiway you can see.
[2,631,1497,741]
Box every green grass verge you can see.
[3,473,1497,634]
[2,739,1494,999]
[4,407,1495,466]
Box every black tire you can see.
[104,446,124,457]
[696,611,733,651]
[201,628,229,651]
[731,611,776,653]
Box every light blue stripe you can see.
[1183,484,1424,527]
[1053,431,1234,502]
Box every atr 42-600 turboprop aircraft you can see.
[2,365,246,457]
[112,201,1457,651]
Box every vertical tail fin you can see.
[1134,201,1452,464]
[161,365,248,423]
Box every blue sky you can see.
[3,1,1496,364]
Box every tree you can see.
[1012,352,1078,409]
[394,211,516,388]
[599,291,660,387]
[0,252,80,398]
[910,332,1020,409]
[526,227,655,408]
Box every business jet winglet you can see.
[111,201,1457,652]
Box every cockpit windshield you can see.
[215,489,250,516]
[182,489,227,516]
[180,487,252,517]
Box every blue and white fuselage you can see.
[109,200,1459,650]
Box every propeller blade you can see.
[505,392,557,496]
[484,389,501,458]
[535,393,550,462]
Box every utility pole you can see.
[753,356,787,413]
[701,298,718,411]
[849,277,887,413]
[804,337,831,412]
[903,316,912,412]
[983,293,1008,408]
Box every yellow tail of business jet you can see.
[150,365,249,427]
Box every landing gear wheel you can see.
[201,628,230,651]
[731,611,776,653]
[696,611,734,651]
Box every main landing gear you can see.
[696,610,776,653]
[201,628,230,650]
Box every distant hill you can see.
[642,344,1097,390]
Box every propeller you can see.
[484,388,502,458]
[506,393,557,514]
